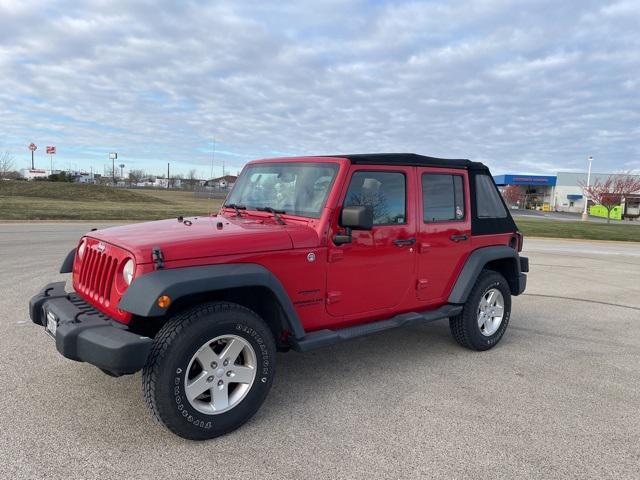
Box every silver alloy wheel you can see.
[477,288,505,337]
[184,335,257,415]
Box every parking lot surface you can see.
[1,223,639,479]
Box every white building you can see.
[20,168,50,180]
[554,171,640,214]
[154,178,182,189]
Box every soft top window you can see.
[475,174,507,218]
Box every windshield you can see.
[225,162,339,218]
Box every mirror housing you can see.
[341,205,373,230]
[333,205,373,245]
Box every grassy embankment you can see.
[515,217,640,242]
[1,181,639,241]
[0,181,223,220]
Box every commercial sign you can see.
[493,174,557,186]
[46,146,56,154]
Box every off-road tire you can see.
[142,301,276,440]
[449,270,511,351]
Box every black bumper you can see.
[29,282,153,376]
[516,255,528,295]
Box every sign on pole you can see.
[109,153,117,160]
[29,143,37,152]
[46,146,56,154]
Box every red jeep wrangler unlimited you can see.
[30,153,528,439]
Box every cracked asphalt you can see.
[1,223,639,479]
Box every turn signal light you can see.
[157,295,171,308]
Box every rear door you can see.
[326,165,417,317]
[416,167,471,304]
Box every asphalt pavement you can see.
[1,223,639,479]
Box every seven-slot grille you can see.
[76,245,118,306]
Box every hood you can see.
[87,215,301,264]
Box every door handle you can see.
[450,234,469,242]
[393,238,416,247]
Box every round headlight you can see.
[122,259,135,285]
[77,239,86,259]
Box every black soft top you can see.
[328,152,516,236]
[334,153,488,171]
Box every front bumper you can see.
[29,282,152,376]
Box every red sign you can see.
[29,143,37,152]
[46,146,56,154]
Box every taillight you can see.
[516,231,524,252]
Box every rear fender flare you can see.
[448,246,522,304]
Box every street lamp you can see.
[581,156,593,221]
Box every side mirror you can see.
[334,205,373,245]
[341,205,373,230]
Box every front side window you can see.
[344,171,406,225]
[476,174,508,218]
[225,163,338,218]
[422,173,465,222]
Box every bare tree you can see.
[186,169,198,189]
[128,169,146,186]
[580,173,640,223]
[0,151,15,179]
[169,173,184,189]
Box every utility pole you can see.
[210,138,216,180]
[167,162,170,189]
[582,156,593,221]
[109,153,117,185]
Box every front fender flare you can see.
[118,263,305,339]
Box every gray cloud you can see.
[0,0,638,177]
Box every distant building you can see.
[206,175,237,189]
[20,168,50,180]
[494,171,640,219]
[154,177,182,189]
[72,172,93,184]
[493,174,556,210]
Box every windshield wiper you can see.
[257,207,286,225]
[224,203,246,217]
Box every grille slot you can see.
[77,247,117,306]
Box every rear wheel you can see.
[142,302,276,440]
[449,270,511,351]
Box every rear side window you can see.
[344,171,406,225]
[422,174,465,222]
[475,174,508,218]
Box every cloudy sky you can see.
[1,0,638,178]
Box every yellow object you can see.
[542,204,551,212]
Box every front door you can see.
[326,166,417,318]
[416,167,472,305]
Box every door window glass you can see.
[422,174,465,222]
[344,171,406,225]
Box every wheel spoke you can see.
[486,290,497,306]
[195,344,220,369]
[213,383,229,411]
[185,371,212,401]
[229,365,255,384]
[478,313,486,330]
[493,305,504,317]
[220,338,245,364]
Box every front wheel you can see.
[449,270,511,351]
[142,302,276,440]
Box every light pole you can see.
[581,156,593,221]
